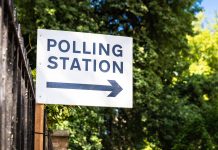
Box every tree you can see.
[172,13,218,149]
[15,0,215,149]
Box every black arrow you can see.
[46,80,123,97]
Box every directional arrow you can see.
[46,80,123,97]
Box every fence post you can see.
[0,0,5,149]
[34,104,44,150]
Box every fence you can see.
[0,0,41,149]
[0,0,35,149]
[44,111,53,150]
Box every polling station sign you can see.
[36,29,133,108]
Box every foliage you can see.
[46,105,104,149]
[187,13,218,74]
[14,0,218,149]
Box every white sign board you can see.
[36,29,133,108]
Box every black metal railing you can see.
[0,0,54,149]
[0,0,35,149]
[44,111,53,150]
